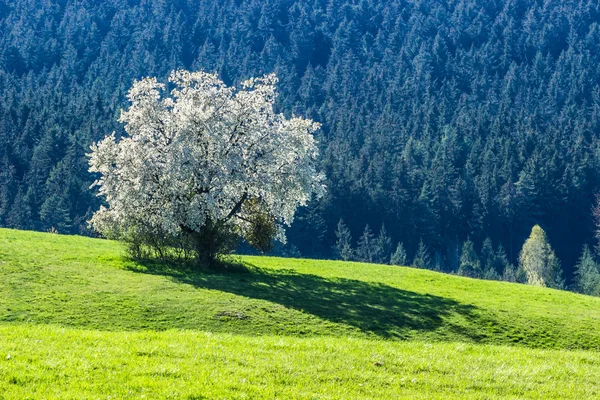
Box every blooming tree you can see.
[88,70,325,261]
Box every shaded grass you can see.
[1,228,600,349]
[136,260,486,340]
[2,228,600,398]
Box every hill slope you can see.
[1,228,599,349]
[1,228,600,398]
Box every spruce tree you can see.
[574,245,600,296]
[332,219,354,261]
[480,238,495,272]
[518,225,564,288]
[480,238,500,280]
[39,194,72,233]
[356,224,376,263]
[413,239,432,270]
[373,224,392,264]
[433,251,443,272]
[390,242,408,266]
[502,264,518,283]
[458,239,482,278]
[495,244,521,283]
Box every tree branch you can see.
[223,192,248,222]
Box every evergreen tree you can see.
[574,245,600,296]
[373,224,392,264]
[433,251,444,272]
[332,218,353,261]
[356,224,376,263]
[445,242,461,273]
[291,203,327,258]
[481,238,495,273]
[593,195,600,257]
[390,242,408,266]
[502,263,519,283]
[458,239,482,278]
[39,194,71,233]
[519,225,564,289]
[413,239,432,270]
[6,186,33,230]
[480,238,500,280]
[495,244,521,283]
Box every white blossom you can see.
[88,70,325,244]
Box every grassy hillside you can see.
[1,228,600,398]
[2,325,599,400]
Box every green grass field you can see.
[1,228,600,398]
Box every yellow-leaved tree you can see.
[518,225,564,289]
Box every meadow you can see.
[1,228,600,399]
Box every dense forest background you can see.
[2,0,600,282]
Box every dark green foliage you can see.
[390,242,408,266]
[494,245,513,278]
[118,221,240,267]
[243,200,278,255]
[373,224,392,264]
[481,239,500,280]
[287,202,327,257]
[413,239,433,270]
[458,240,482,278]
[574,245,600,296]
[356,224,376,263]
[0,0,600,283]
[481,239,495,274]
[332,218,353,261]
[39,194,71,233]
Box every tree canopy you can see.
[519,225,563,289]
[89,70,324,261]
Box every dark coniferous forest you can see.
[1,0,600,283]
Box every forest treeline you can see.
[2,0,600,283]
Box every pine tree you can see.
[332,219,354,261]
[458,239,482,278]
[40,159,73,232]
[356,224,376,263]
[495,244,521,283]
[292,203,327,257]
[594,195,600,257]
[40,194,71,233]
[481,238,495,273]
[390,242,408,266]
[574,245,600,296]
[502,263,519,283]
[519,225,564,288]
[413,239,432,270]
[480,238,500,280]
[445,242,461,273]
[373,224,392,264]
[6,186,34,230]
[433,251,444,272]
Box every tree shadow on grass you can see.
[129,259,490,340]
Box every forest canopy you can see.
[1,0,600,281]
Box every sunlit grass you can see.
[1,228,599,398]
[1,325,599,399]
